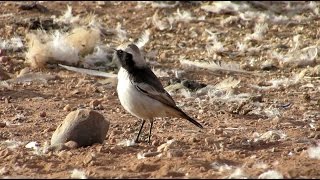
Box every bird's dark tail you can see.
[176,107,203,129]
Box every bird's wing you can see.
[130,68,177,108]
[130,67,204,129]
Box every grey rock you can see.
[51,109,110,147]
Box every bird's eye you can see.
[117,50,123,54]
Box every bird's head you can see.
[114,44,146,72]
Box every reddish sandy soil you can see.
[0,1,320,178]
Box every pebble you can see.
[51,109,110,147]
[44,127,55,133]
[271,116,281,125]
[83,153,94,165]
[294,147,305,153]
[0,122,6,128]
[167,136,174,140]
[4,98,10,104]
[0,56,9,64]
[188,136,199,143]
[181,79,207,91]
[308,132,316,138]
[64,141,78,149]
[18,67,31,77]
[153,164,184,178]
[144,151,161,157]
[213,128,223,135]
[0,49,4,56]
[159,52,167,60]
[166,149,183,158]
[63,104,72,111]
[157,139,177,152]
[39,111,46,118]
[90,99,101,109]
[261,61,278,71]
[132,162,148,172]
[204,137,215,146]
[151,140,160,146]
[47,143,68,152]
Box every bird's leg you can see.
[135,119,145,143]
[148,119,154,144]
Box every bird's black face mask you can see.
[116,50,135,73]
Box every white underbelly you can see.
[117,68,168,120]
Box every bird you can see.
[114,43,203,143]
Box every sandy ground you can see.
[0,1,320,178]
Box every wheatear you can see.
[115,44,203,143]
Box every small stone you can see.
[157,139,177,152]
[199,166,206,172]
[83,153,94,165]
[0,149,10,157]
[160,52,167,60]
[213,129,223,135]
[63,104,72,111]
[294,147,305,153]
[0,122,6,128]
[250,95,263,102]
[0,56,9,64]
[261,61,278,71]
[109,137,116,144]
[153,164,184,178]
[64,141,78,149]
[271,116,281,125]
[18,67,31,77]
[51,109,110,147]
[308,132,316,138]
[39,111,46,117]
[44,127,55,133]
[167,136,173,140]
[189,136,199,143]
[151,140,160,146]
[303,93,311,101]
[140,151,161,158]
[167,149,183,158]
[204,137,215,146]
[110,130,122,136]
[0,49,5,56]
[95,145,103,152]
[90,99,101,109]
[0,166,9,175]
[4,98,10,104]
[70,90,80,95]
[181,79,206,91]
[132,162,148,172]
[57,151,68,158]
[47,143,68,152]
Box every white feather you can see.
[59,64,117,78]
[115,23,127,42]
[136,29,151,49]
[180,59,249,74]
[55,5,80,24]
[258,170,284,179]
[152,10,170,31]
[308,146,320,160]
[49,31,80,65]
[70,169,87,179]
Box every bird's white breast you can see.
[117,68,168,120]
